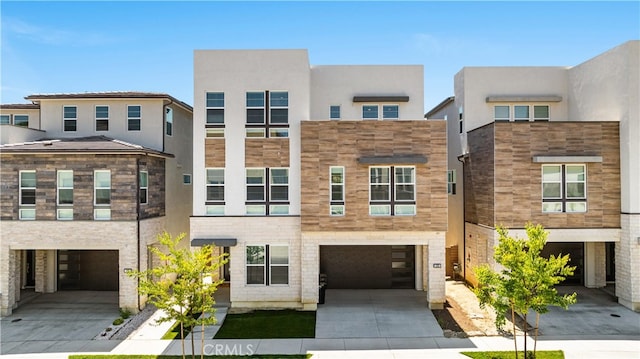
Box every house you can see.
[428,40,639,311]
[190,50,448,310]
[0,92,193,315]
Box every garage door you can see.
[541,242,584,285]
[57,250,119,290]
[320,245,415,289]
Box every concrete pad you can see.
[301,338,346,351]
[385,337,439,349]
[433,337,476,348]
[316,289,443,339]
[254,338,303,354]
[343,338,390,350]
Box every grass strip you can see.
[214,310,316,339]
[461,350,564,359]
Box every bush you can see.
[119,308,132,319]
[112,317,124,326]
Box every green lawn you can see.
[214,310,316,339]
[462,351,564,359]
[69,355,310,359]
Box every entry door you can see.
[391,245,415,289]
[24,250,35,287]
[223,247,230,281]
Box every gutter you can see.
[457,153,468,282]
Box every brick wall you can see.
[300,120,447,232]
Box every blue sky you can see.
[1,1,638,112]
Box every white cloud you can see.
[2,17,119,46]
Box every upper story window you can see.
[330,166,345,216]
[57,170,73,220]
[127,105,141,131]
[0,115,10,124]
[362,105,399,120]
[19,170,36,220]
[369,166,416,216]
[94,170,111,220]
[63,106,77,132]
[165,107,173,136]
[95,106,109,131]
[205,168,224,216]
[447,170,456,195]
[494,105,550,122]
[0,114,28,127]
[458,106,464,134]
[542,164,586,213]
[330,105,341,120]
[246,91,289,138]
[245,167,289,216]
[139,171,148,205]
[205,92,224,131]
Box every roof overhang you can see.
[486,95,562,103]
[358,154,427,164]
[191,238,238,247]
[532,155,603,163]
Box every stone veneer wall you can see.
[0,154,166,221]
[464,124,495,227]
[300,120,447,232]
[617,214,640,311]
[245,138,290,167]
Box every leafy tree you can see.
[128,232,228,359]
[474,223,577,359]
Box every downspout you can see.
[457,154,467,283]
[136,158,141,311]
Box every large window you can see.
[19,170,36,220]
[205,92,224,139]
[362,105,399,120]
[0,115,10,124]
[205,168,224,215]
[330,166,345,216]
[369,166,416,216]
[139,171,148,205]
[246,245,289,285]
[13,115,29,127]
[542,164,587,213]
[494,105,550,122]
[246,91,289,138]
[57,170,73,220]
[63,106,77,132]
[245,168,289,215]
[94,170,111,220]
[127,105,141,131]
[95,106,109,131]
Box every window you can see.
[139,171,148,205]
[127,105,141,131]
[205,168,224,215]
[246,245,289,285]
[57,170,73,220]
[63,106,77,132]
[362,105,378,120]
[205,92,224,139]
[330,166,345,216]
[0,115,10,124]
[494,106,510,121]
[458,106,464,134]
[542,164,587,213]
[246,91,289,138]
[245,168,289,215]
[19,170,36,220]
[94,170,111,220]
[165,107,173,136]
[514,105,529,121]
[382,105,399,119]
[533,105,550,121]
[14,115,28,127]
[447,170,456,195]
[369,166,416,216]
[183,174,192,185]
[95,106,109,131]
[330,105,341,120]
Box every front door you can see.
[24,250,36,287]
[223,247,230,281]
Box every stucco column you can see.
[427,234,446,309]
[119,247,140,313]
[300,238,318,310]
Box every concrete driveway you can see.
[537,286,640,338]
[1,291,121,354]
[316,289,443,338]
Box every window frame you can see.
[63,106,77,132]
[127,105,141,131]
[95,105,109,132]
[19,170,36,220]
[205,92,225,139]
[246,245,266,285]
[494,105,510,121]
[0,114,10,125]
[533,105,550,121]
[245,244,289,286]
[369,166,416,216]
[362,105,379,120]
[139,170,148,205]
[541,164,587,213]
[382,105,399,120]
[514,105,530,121]
[165,106,173,136]
[57,170,74,220]
[330,105,341,120]
[13,114,29,127]
[245,167,289,216]
[245,91,289,138]
[206,168,225,204]
[447,170,456,195]
[94,170,111,220]
[329,166,345,216]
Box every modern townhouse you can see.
[0,92,193,315]
[428,40,639,311]
[191,50,448,310]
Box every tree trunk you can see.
[523,313,528,358]
[201,320,205,359]
[511,304,517,358]
[180,322,185,359]
[190,325,195,359]
[534,312,540,358]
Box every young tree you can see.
[128,232,228,359]
[474,223,577,359]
